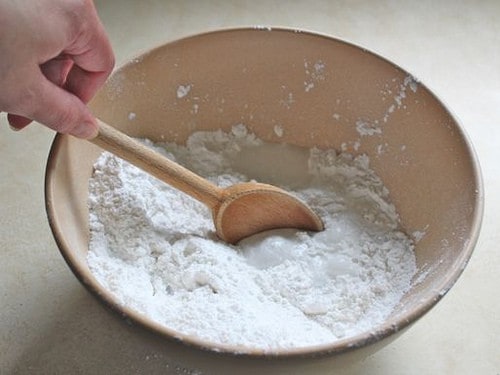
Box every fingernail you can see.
[73,122,98,139]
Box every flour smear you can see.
[87,124,416,351]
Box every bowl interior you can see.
[45,28,482,356]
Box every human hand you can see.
[0,0,114,139]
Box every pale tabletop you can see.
[1,1,498,374]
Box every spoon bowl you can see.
[214,181,324,244]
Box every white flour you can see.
[87,124,416,351]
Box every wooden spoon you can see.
[90,120,324,244]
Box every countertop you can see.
[1,1,499,374]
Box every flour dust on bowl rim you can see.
[44,27,483,373]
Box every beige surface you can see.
[1,1,498,374]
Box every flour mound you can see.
[87,124,416,351]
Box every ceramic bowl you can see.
[45,28,483,373]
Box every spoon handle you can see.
[90,119,224,209]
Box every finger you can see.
[24,72,98,139]
[7,57,75,132]
[64,8,115,102]
[65,64,111,104]
[7,114,32,130]
[68,4,115,74]
[41,56,74,86]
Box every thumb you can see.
[8,57,75,131]
[25,71,98,139]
